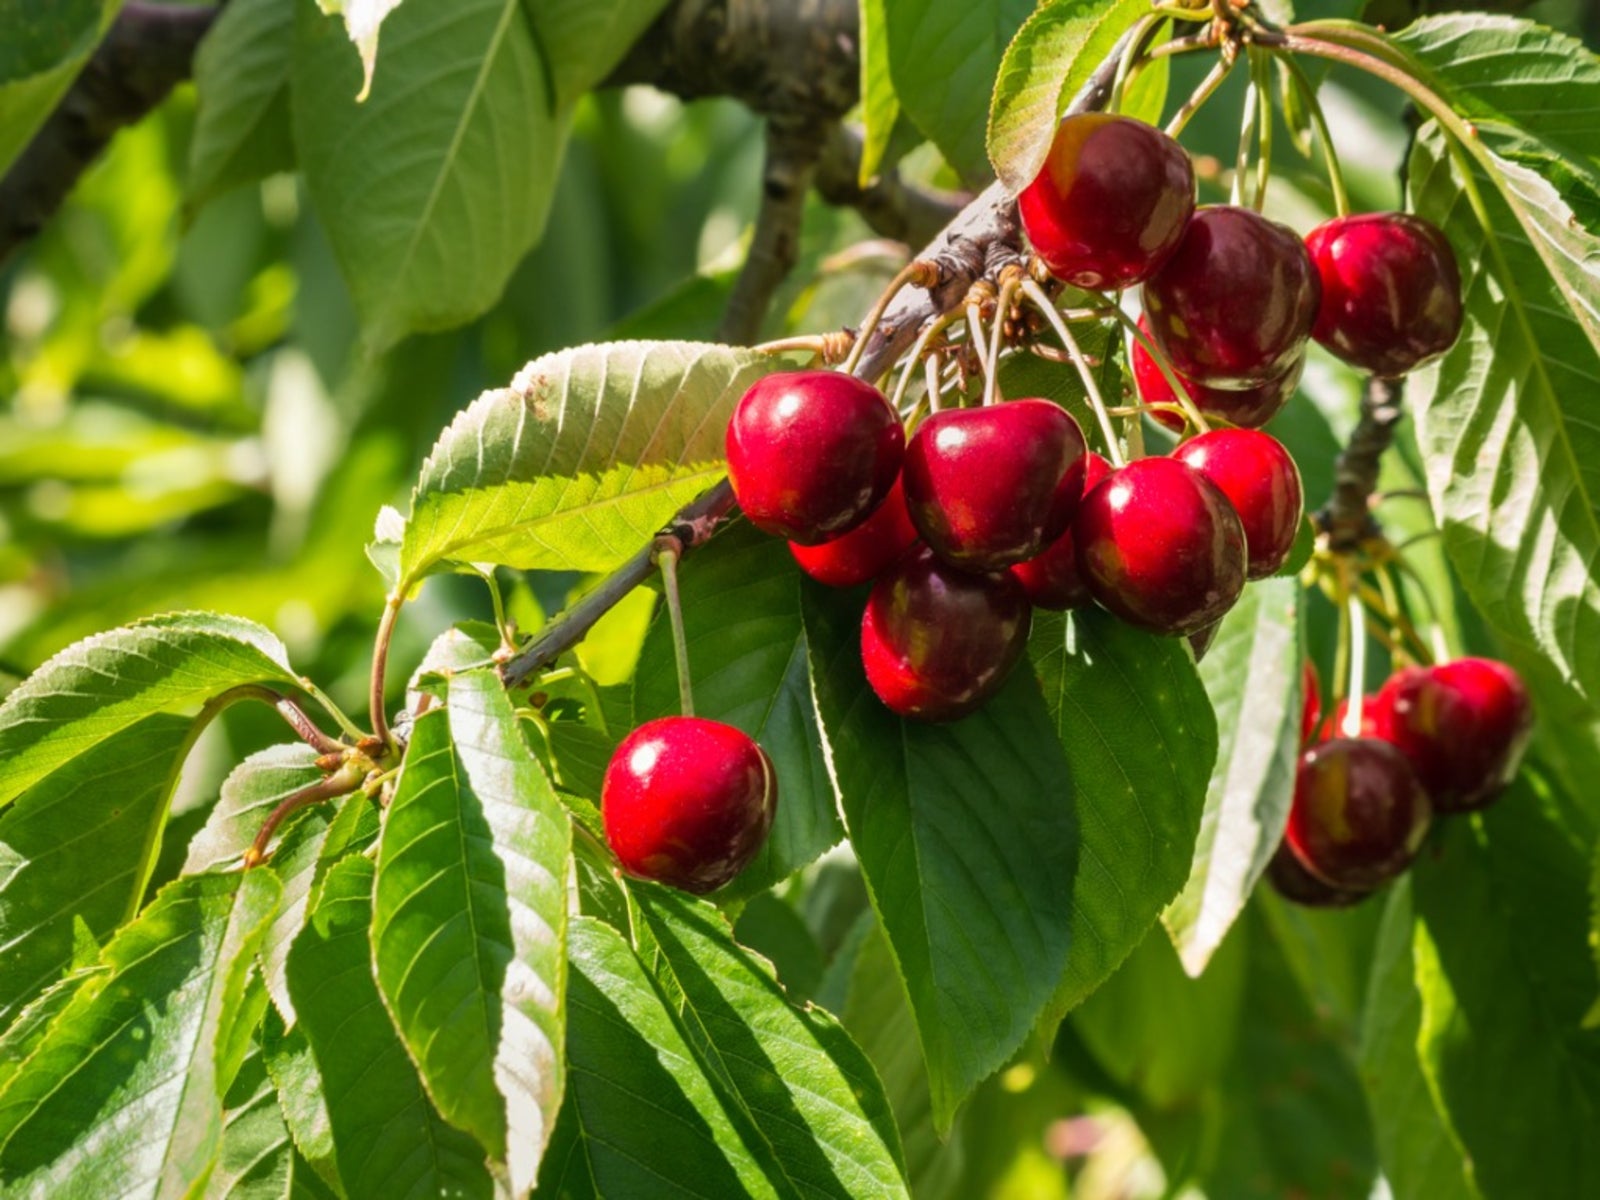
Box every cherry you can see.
[1009,452,1113,609]
[1132,315,1302,432]
[1306,212,1463,377]
[1316,695,1380,743]
[1371,658,1532,812]
[1301,660,1322,745]
[726,370,904,544]
[602,717,777,894]
[1143,206,1321,388]
[1285,737,1431,891]
[1018,113,1196,290]
[901,400,1087,571]
[1074,456,1247,636]
[1172,429,1304,580]
[861,544,1032,722]
[1266,841,1371,908]
[789,477,917,588]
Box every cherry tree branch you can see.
[1316,375,1405,551]
[717,124,823,344]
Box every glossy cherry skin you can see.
[1018,113,1196,290]
[788,477,917,588]
[1009,452,1112,609]
[1300,660,1322,745]
[861,545,1032,722]
[602,717,777,894]
[1074,457,1247,636]
[1133,315,1303,432]
[1307,213,1463,377]
[1172,429,1304,579]
[726,370,904,544]
[1371,658,1533,812]
[1285,737,1431,891]
[1143,206,1321,388]
[902,400,1087,571]
[1266,841,1371,908]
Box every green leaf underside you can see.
[1164,579,1301,976]
[802,584,1076,1131]
[0,871,281,1196]
[372,669,569,1192]
[188,0,295,206]
[0,612,299,811]
[287,856,494,1199]
[519,0,672,114]
[536,916,783,1198]
[632,525,843,898]
[0,712,191,1030]
[632,884,909,1197]
[398,341,779,587]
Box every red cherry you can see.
[1371,658,1533,812]
[1266,841,1371,908]
[726,370,904,544]
[861,545,1032,722]
[1307,212,1463,377]
[1285,737,1431,891]
[1172,429,1304,579]
[902,400,1087,571]
[1009,452,1113,609]
[1317,695,1380,743]
[1301,660,1322,745]
[1074,457,1247,636]
[1143,206,1321,388]
[1018,113,1196,290]
[602,717,777,894]
[788,477,917,588]
[1132,315,1302,431]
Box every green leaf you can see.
[632,884,909,1197]
[633,525,843,898]
[293,0,562,349]
[802,585,1076,1130]
[536,916,782,1198]
[258,1013,342,1197]
[0,871,281,1195]
[286,857,494,1199]
[188,0,295,206]
[857,0,899,186]
[312,0,404,99]
[0,966,107,1098]
[371,667,569,1192]
[0,712,191,1029]
[1164,579,1302,975]
[184,743,325,876]
[886,0,1033,182]
[398,341,778,587]
[208,1042,296,1200]
[0,612,300,810]
[0,0,117,179]
[520,0,671,114]
[1031,608,1215,1022]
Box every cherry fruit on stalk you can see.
[1018,113,1196,289]
[1266,841,1371,908]
[1074,456,1247,636]
[1301,660,1322,744]
[789,477,917,588]
[602,717,777,894]
[1010,452,1112,609]
[1132,315,1302,431]
[902,399,1087,571]
[726,370,904,544]
[1143,206,1321,388]
[1306,212,1463,377]
[862,545,1032,721]
[1172,429,1304,579]
[1285,737,1431,891]
[1371,658,1533,812]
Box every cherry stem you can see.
[841,259,935,379]
[982,275,1019,406]
[966,298,994,388]
[925,351,945,413]
[1249,48,1274,211]
[1109,12,1167,113]
[369,593,402,755]
[1341,587,1367,736]
[1103,303,1212,434]
[889,309,959,414]
[1232,56,1260,207]
[1020,278,1126,467]
[1166,56,1234,139]
[655,540,695,718]
[1280,54,1350,217]
[244,761,367,868]
[1385,554,1455,663]
[1365,568,1433,665]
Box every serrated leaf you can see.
[802,584,1076,1130]
[188,0,295,206]
[0,0,117,179]
[536,916,783,1198]
[286,857,493,1199]
[0,871,281,1196]
[632,884,909,1197]
[633,524,843,898]
[520,0,671,113]
[857,0,899,187]
[371,667,569,1191]
[1164,580,1302,975]
[258,1013,342,1198]
[0,965,107,1098]
[398,341,778,587]
[206,1043,296,1200]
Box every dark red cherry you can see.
[1301,660,1322,745]
[726,370,904,544]
[1018,113,1196,290]
[1143,206,1321,388]
[1285,737,1431,891]
[789,477,917,588]
[1132,315,1302,431]
[861,544,1032,722]
[602,717,777,894]
[1074,457,1247,636]
[902,400,1087,571]
[1009,452,1113,609]
[1172,429,1304,579]
[1306,212,1463,377]
[1266,841,1371,908]
[1371,658,1533,812]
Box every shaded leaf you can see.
[520,0,671,113]
[312,0,402,98]
[188,0,295,206]
[0,0,115,178]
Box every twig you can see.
[717,125,821,344]
[1316,376,1405,551]
[814,124,968,247]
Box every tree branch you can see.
[717,124,821,344]
[814,124,968,249]
[1316,375,1405,551]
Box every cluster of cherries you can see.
[1270,656,1534,906]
